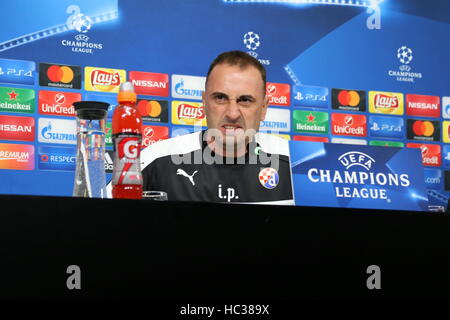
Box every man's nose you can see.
[224,100,241,120]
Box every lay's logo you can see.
[369,91,404,115]
[374,94,399,109]
[178,103,204,119]
[172,101,206,126]
[85,67,126,93]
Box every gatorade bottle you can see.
[112,82,143,199]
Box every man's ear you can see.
[260,95,269,121]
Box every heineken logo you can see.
[0,86,35,114]
[293,110,329,134]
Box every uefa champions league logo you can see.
[61,5,103,54]
[338,151,375,171]
[387,45,422,83]
[242,31,270,65]
[243,32,260,51]
[397,46,413,65]
[71,13,93,33]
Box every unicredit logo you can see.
[344,116,353,126]
[407,143,441,166]
[39,91,80,117]
[333,124,364,135]
[374,94,399,109]
[421,145,439,165]
[91,70,120,86]
[40,104,74,115]
[177,104,205,120]
[332,113,366,137]
[55,93,65,104]
[141,125,168,148]
[144,127,154,137]
[266,82,290,107]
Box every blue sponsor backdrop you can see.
[0,0,449,209]
[290,141,428,211]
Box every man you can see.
[140,50,293,204]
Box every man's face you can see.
[203,63,268,150]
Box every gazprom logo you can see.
[41,122,53,139]
[38,118,77,145]
[174,80,202,97]
[171,75,205,100]
[338,151,375,171]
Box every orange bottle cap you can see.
[118,82,137,103]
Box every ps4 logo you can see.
[292,85,328,108]
[294,92,327,102]
[370,122,402,132]
[369,116,404,139]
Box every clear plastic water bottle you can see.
[72,101,109,198]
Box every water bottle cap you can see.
[73,101,109,120]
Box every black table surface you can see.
[1,193,450,300]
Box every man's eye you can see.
[237,97,253,105]
[214,94,227,103]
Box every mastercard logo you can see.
[138,100,162,117]
[46,65,74,83]
[412,120,434,137]
[338,90,360,107]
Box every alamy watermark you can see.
[170,127,281,170]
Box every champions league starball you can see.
[243,32,260,51]
[397,46,413,64]
[72,13,93,33]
